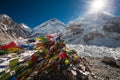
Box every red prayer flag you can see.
[60,53,67,59]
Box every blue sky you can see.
[0,0,120,28]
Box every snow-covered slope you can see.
[31,18,66,37]
[20,23,32,36]
[67,44,120,59]
[0,14,29,44]
[65,11,120,48]
[67,11,113,27]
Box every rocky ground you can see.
[86,57,120,80]
[25,57,120,80]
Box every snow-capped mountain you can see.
[65,11,120,48]
[0,14,31,44]
[67,11,114,26]
[20,23,32,36]
[0,12,120,47]
[30,18,67,37]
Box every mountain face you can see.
[65,12,120,48]
[0,12,120,47]
[20,23,32,36]
[30,18,67,37]
[0,14,31,44]
[29,11,120,47]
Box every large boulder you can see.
[102,57,120,68]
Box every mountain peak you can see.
[0,14,11,19]
[21,23,30,29]
[49,18,58,21]
[31,18,66,37]
[86,11,114,18]
[46,18,65,24]
[34,18,65,29]
[20,23,32,32]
